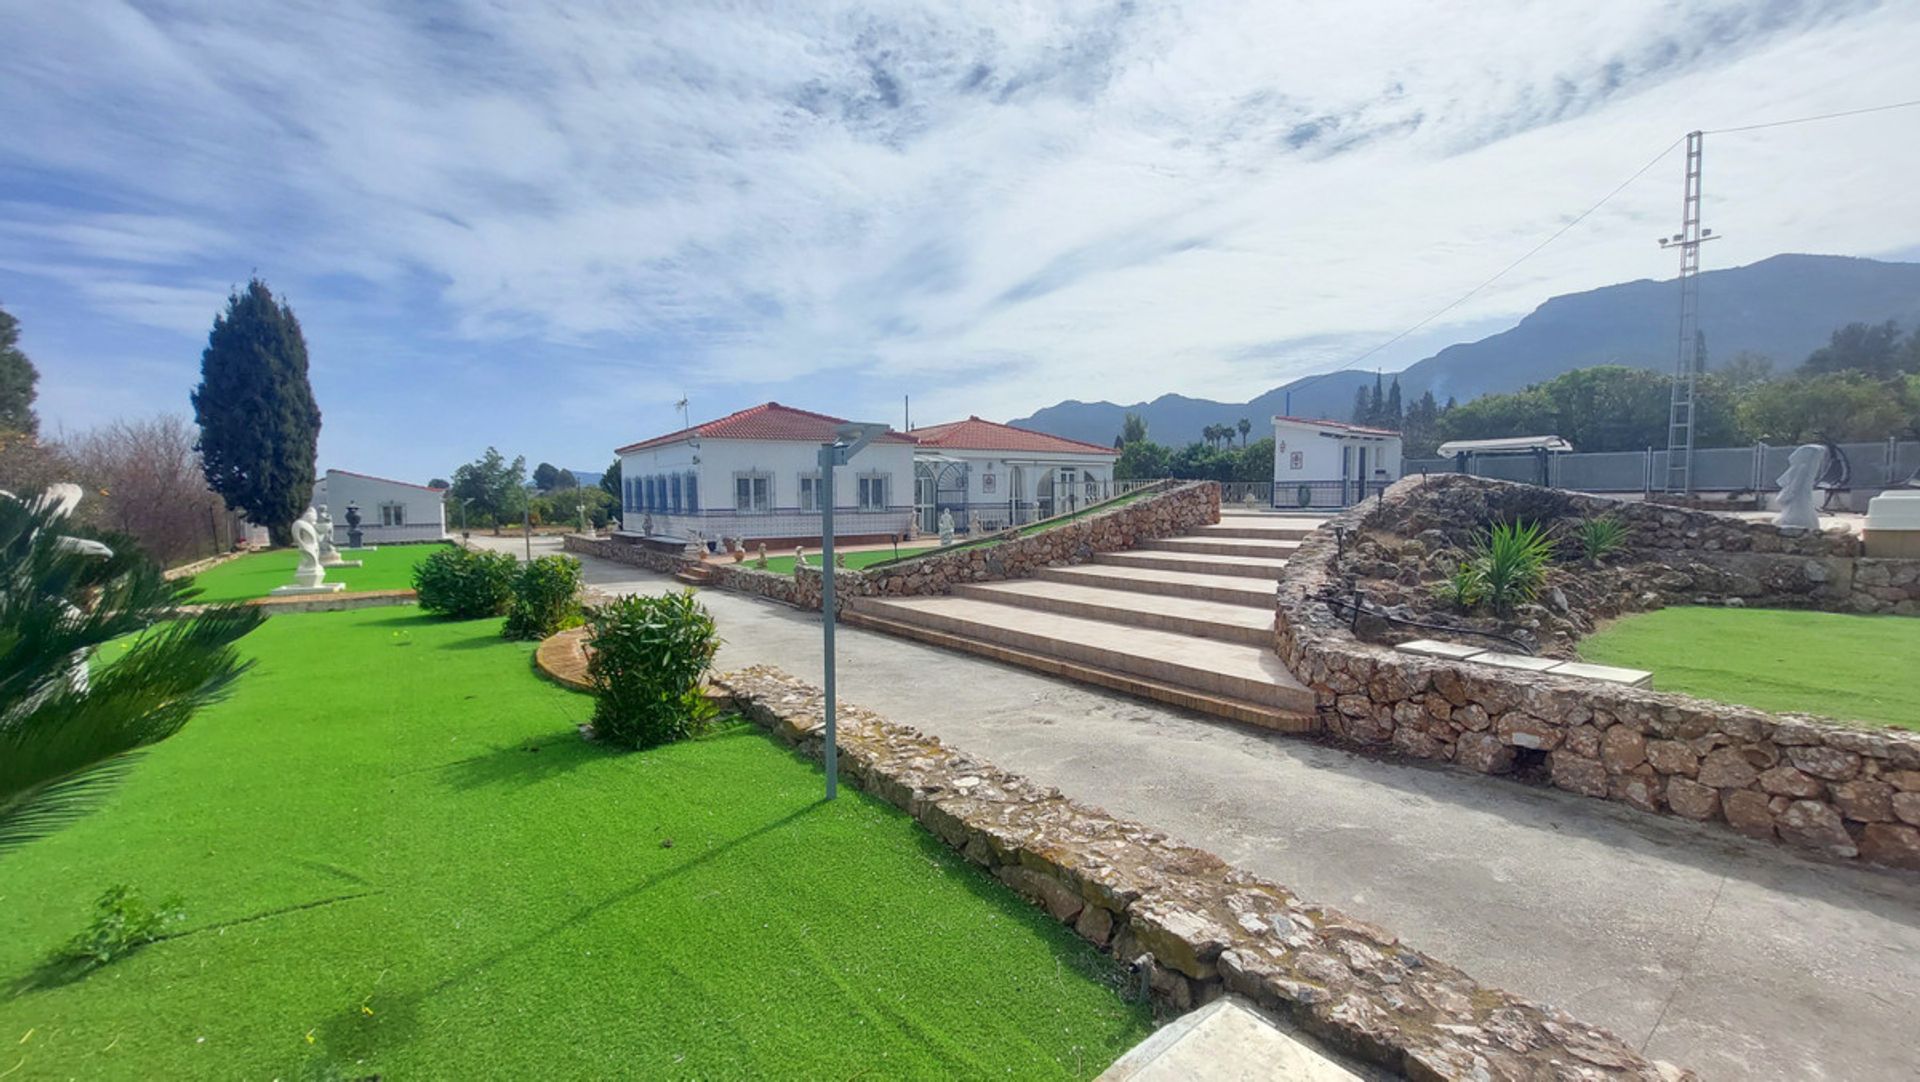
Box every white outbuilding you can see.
[311,469,449,544]
[1271,416,1404,508]
[906,416,1120,534]
[614,401,918,547]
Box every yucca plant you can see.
[1,486,263,857]
[1433,562,1485,610]
[1573,516,1629,564]
[1471,519,1556,612]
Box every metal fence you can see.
[1407,438,1920,497]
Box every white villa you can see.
[614,402,918,547]
[1271,416,1404,508]
[906,416,1119,534]
[311,469,448,544]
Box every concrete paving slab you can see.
[1550,660,1655,687]
[1473,650,1563,672]
[1097,997,1377,1081]
[1395,638,1487,661]
[478,534,1920,1082]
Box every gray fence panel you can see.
[1401,440,1918,494]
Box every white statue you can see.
[754,542,768,569]
[641,512,655,537]
[967,510,982,535]
[291,507,326,587]
[938,509,955,546]
[315,504,342,563]
[793,545,807,569]
[1773,443,1826,531]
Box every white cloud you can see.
[3,0,1917,475]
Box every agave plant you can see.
[0,486,263,856]
[1573,516,1629,564]
[1471,519,1556,612]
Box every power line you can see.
[1284,134,1685,407]
[1705,97,1920,135]
[1284,93,1920,411]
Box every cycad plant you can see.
[1472,519,1556,612]
[1,486,263,856]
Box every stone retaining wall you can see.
[564,482,1220,612]
[164,549,250,580]
[713,664,1688,1081]
[1277,477,1920,870]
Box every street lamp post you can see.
[817,421,890,801]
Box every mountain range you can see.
[1009,254,1920,448]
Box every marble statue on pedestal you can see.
[314,505,361,567]
[292,507,325,587]
[315,504,342,563]
[793,545,807,570]
[937,509,955,546]
[270,507,345,595]
[1773,443,1826,531]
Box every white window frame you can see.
[797,470,821,512]
[857,472,888,511]
[734,471,772,513]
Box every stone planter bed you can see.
[1278,475,1920,871]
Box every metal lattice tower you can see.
[1660,130,1717,494]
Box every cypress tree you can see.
[0,304,38,436]
[191,279,321,544]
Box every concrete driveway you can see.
[481,534,1920,1080]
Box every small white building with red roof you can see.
[311,469,448,544]
[614,401,917,547]
[1271,416,1403,508]
[906,416,1119,534]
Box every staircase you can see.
[844,511,1324,732]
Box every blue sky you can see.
[5,0,1919,481]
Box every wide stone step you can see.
[843,608,1316,733]
[1193,521,1323,541]
[1037,564,1277,609]
[1141,536,1302,558]
[847,595,1314,714]
[953,580,1273,645]
[1094,549,1289,580]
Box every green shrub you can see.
[56,885,184,968]
[1434,562,1485,610]
[503,555,584,640]
[1574,516,1629,563]
[413,546,518,619]
[585,591,720,749]
[1473,520,1556,611]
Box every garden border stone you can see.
[709,664,1691,1081]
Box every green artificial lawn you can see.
[1580,607,1920,731]
[755,545,938,576]
[1,608,1150,1079]
[181,544,448,602]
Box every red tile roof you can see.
[907,416,1118,456]
[1272,416,1401,438]
[615,402,917,454]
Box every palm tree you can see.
[1,486,263,856]
[1237,418,1252,445]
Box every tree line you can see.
[1358,320,1920,457]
